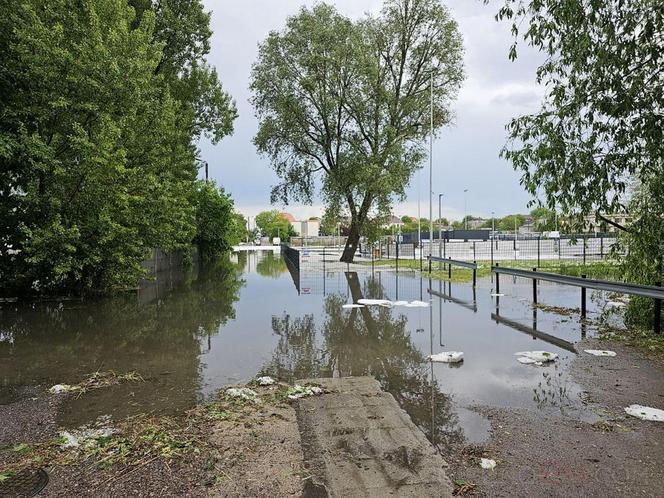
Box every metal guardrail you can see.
[427,256,478,286]
[492,264,663,334]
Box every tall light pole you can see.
[428,65,434,260]
[491,211,495,240]
[463,188,469,230]
[438,193,443,258]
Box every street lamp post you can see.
[428,65,434,264]
[438,193,443,258]
[463,188,469,230]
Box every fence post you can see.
[413,242,416,261]
[495,263,500,293]
[448,257,452,279]
[323,246,326,274]
[532,268,537,304]
[600,234,604,259]
[473,262,477,288]
[655,282,662,335]
[371,243,374,272]
[537,236,541,267]
[473,241,476,261]
[396,239,399,272]
[581,274,587,318]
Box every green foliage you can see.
[255,210,294,239]
[251,0,464,261]
[0,0,237,295]
[489,0,663,229]
[497,214,526,232]
[193,181,241,260]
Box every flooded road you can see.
[1,250,608,449]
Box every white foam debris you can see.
[49,384,78,394]
[606,301,627,309]
[405,300,429,307]
[59,420,116,449]
[226,387,259,402]
[480,458,497,470]
[428,352,464,363]
[514,351,558,366]
[490,293,505,297]
[257,376,275,386]
[286,385,323,400]
[624,404,664,422]
[357,298,393,307]
[584,349,617,357]
[342,303,365,309]
[391,301,409,307]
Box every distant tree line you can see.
[0,0,239,295]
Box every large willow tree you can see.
[251,0,464,262]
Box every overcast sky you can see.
[199,0,545,221]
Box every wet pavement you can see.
[1,250,610,446]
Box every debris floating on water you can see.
[226,387,259,402]
[342,304,365,309]
[357,299,392,307]
[286,385,323,401]
[514,351,558,366]
[404,300,429,307]
[624,404,664,422]
[256,376,275,386]
[480,458,497,470]
[490,293,505,297]
[391,301,409,306]
[428,352,464,363]
[584,349,617,357]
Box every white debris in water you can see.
[49,384,79,394]
[480,458,497,470]
[257,376,275,386]
[606,301,627,309]
[226,387,259,402]
[624,405,664,422]
[514,351,558,366]
[357,298,393,307]
[584,349,617,357]
[59,418,116,449]
[342,304,365,309]
[490,293,505,297]
[391,301,409,307]
[405,300,429,308]
[428,352,464,363]
[286,385,323,400]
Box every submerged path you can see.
[294,377,453,497]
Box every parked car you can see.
[272,237,281,246]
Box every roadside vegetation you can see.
[0,0,239,296]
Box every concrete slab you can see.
[295,376,453,498]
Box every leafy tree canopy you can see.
[251,0,464,262]
[255,210,294,239]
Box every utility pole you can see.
[438,193,443,258]
[428,66,434,262]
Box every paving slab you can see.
[295,376,453,498]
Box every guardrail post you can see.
[448,257,452,279]
[581,274,587,318]
[495,263,500,293]
[533,267,538,304]
[655,282,662,335]
[473,262,477,287]
[491,236,494,266]
[473,241,476,261]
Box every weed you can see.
[0,471,16,482]
[12,443,33,454]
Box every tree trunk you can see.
[340,218,361,263]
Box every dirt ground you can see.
[445,338,664,498]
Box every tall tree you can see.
[251,0,463,262]
[487,0,663,232]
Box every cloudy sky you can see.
[199,0,545,221]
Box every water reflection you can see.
[0,258,244,426]
[262,272,464,450]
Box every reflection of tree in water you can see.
[0,256,245,421]
[262,271,463,449]
[255,251,288,278]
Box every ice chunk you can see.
[480,458,496,470]
[257,376,275,386]
[584,349,617,357]
[342,304,365,309]
[624,404,664,422]
[428,351,464,363]
[514,351,558,364]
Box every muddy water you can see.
[0,250,608,448]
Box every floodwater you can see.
[0,250,609,450]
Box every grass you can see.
[598,325,664,361]
[364,258,621,283]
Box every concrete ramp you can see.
[294,376,453,498]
